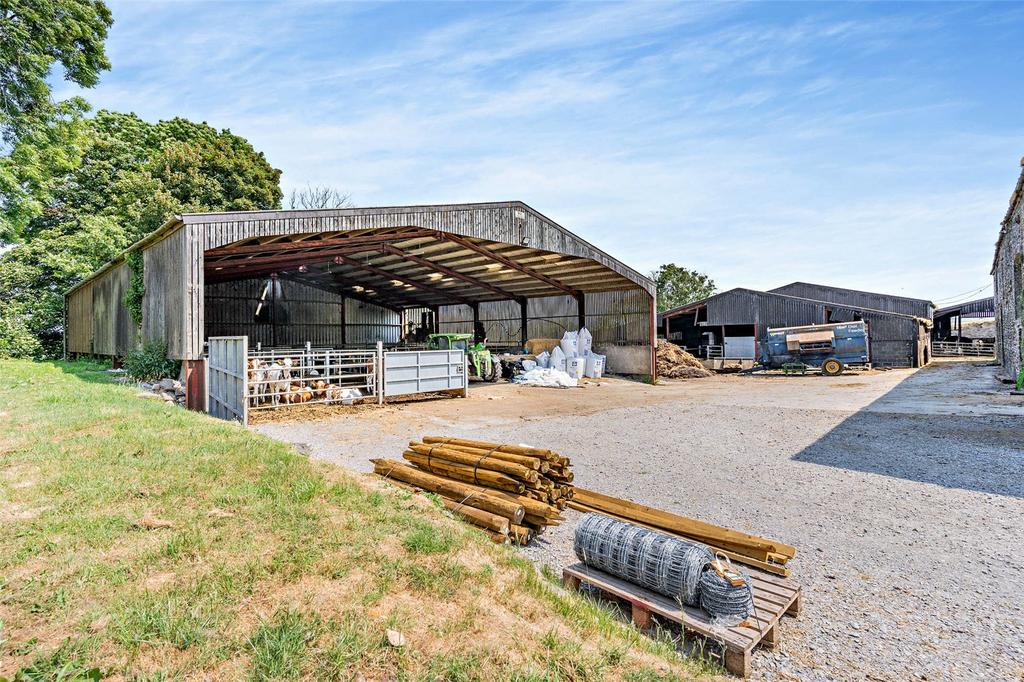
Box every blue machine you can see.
[761,321,869,376]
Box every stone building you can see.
[992,158,1024,382]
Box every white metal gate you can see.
[382,349,466,398]
[932,340,995,357]
[207,336,248,424]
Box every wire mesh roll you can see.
[698,567,754,621]
[574,513,713,606]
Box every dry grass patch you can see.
[0,359,720,680]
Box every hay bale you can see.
[526,338,562,355]
[656,340,713,379]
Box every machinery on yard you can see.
[761,321,870,376]
[426,333,499,381]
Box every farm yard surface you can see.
[258,358,1024,681]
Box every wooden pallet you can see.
[562,562,801,678]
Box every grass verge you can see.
[0,359,719,680]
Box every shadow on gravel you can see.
[791,362,1024,498]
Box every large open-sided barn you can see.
[65,202,656,410]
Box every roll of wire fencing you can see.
[698,557,755,624]
[574,513,713,607]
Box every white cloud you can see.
[52,1,1024,301]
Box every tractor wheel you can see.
[484,360,500,382]
[821,358,844,376]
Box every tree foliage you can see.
[0,109,283,356]
[0,0,113,143]
[651,264,716,312]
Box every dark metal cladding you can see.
[934,296,994,319]
[662,287,931,368]
[769,282,934,319]
[205,278,400,348]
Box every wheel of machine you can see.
[821,358,843,376]
[484,359,500,382]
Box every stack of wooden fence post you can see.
[370,436,573,545]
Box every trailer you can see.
[761,321,870,376]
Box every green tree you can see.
[0,97,90,244]
[0,110,283,356]
[0,0,112,143]
[651,264,716,312]
[0,215,126,355]
[0,300,42,358]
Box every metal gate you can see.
[381,349,466,398]
[932,340,995,357]
[207,336,248,424]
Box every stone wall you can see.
[993,161,1024,381]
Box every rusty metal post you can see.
[184,359,206,411]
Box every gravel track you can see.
[257,361,1024,680]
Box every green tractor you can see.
[426,333,499,382]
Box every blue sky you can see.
[57,1,1024,303]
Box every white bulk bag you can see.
[535,351,550,368]
[578,327,593,357]
[550,346,567,372]
[560,330,579,358]
[584,354,605,378]
[566,356,586,379]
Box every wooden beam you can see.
[204,243,394,273]
[378,244,521,300]
[331,253,475,307]
[205,227,434,258]
[316,268,440,309]
[279,273,406,313]
[434,232,581,297]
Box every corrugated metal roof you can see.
[934,296,995,317]
[660,287,929,324]
[769,282,934,318]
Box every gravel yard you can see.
[256,359,1024,681]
